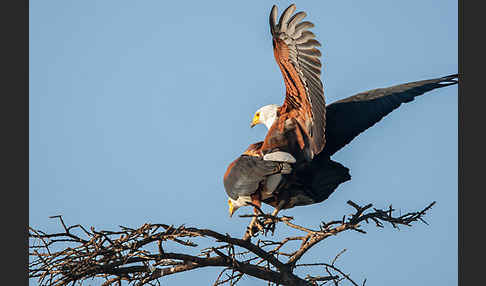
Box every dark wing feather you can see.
[293,158,351,205]
[321,74,458,157]
[262,158,351,208]
[223,142,285,200]
[269,4,326,157]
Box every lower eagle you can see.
[223,4,458,225]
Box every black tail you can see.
[296,158,351,204]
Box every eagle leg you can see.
[263,199,287,235]
[245,207,265,238]
[245,194,265,238]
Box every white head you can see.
[250,104,279,129]
[228,196,252,217]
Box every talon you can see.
[262,218,277,235]
[254,218,265,233]
[247,224,256,237]
[263,217,274,225]
[246,214,265,237]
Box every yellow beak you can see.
[228,200,235,217]
[250,115,259,128]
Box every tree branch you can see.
[29,200,435,285]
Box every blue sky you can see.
[30,1,457,285]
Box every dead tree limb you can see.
[29,200,435,286]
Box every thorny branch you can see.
[29,200,435,286]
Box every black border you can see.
[458,0,463,283]
[2,0,28,284]
[459,0,483,285]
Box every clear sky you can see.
[30,1,457,285]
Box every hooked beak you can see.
[228,200,235,217]
[250,115,259,128]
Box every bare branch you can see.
[29,201,434,286]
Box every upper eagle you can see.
[223,3,458,218]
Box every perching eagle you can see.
[223,4,458,219]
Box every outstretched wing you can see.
[268,4,326,157]
[321,74,458,157]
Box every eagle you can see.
[223,4,458,221]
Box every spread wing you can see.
[269,4,326,156]
[320,74,458,157]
